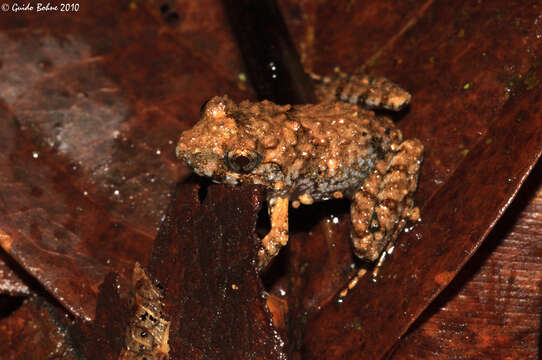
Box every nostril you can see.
[159,4,169,13]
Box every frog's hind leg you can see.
[257,197,289,271]
[311,67,411,111]
[350,139,423,263]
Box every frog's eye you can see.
[226,150,261,173]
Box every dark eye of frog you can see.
[226,150,261,173]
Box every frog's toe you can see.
[257,232,282,269]
[351,232,382,262]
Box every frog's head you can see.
[176,96,295,188]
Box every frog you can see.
[176,68,423,270]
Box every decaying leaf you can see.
[120,263,170,360]
[147,183,287,359]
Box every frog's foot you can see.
[257,197,289,270]
[350,139,423,262]
[311,67,411,111]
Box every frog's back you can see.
[284,101,403,201]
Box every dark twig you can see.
[222,0,317,105]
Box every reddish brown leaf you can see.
[296,1,542,358]
[391,164,542,359]
[278,0,432,74]
[0,294,76,359]
[72,263,201,360]
[0,0,250,320]
[69,272,131,360]
[0,250,29,296]
[0,100,155,320]
[147,183,286,359]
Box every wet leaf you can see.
[0,249,29,296]
[147,183,286,359]
[0,0,249,320]
[0,294,77,359]
[278,1,542,358]
[391,164,542,359]
[70,271,136,360]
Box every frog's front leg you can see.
[350,139,423,261]
[257,196,289,270]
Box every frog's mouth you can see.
[178,151,225,179]
[220,172,241,185]
[211,161,284,187]
[234,162,285,186]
